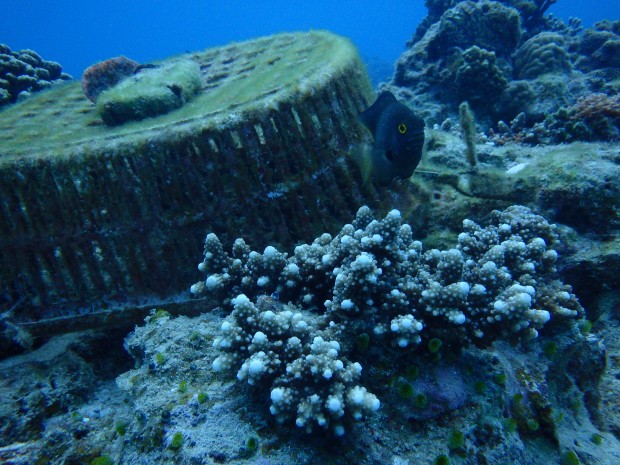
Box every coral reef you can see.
[408,122,619,328]
[392,1,518,112]
[426,1,522,58]
[509,0,558,31]
[0,299,615,465]
[419,0,557,41]
[455,46,508,107]
[569,93,620,139]
[0,43,70,107]
[0,134,617,461]
[494,80,536,123]
[0,9,619,464]
[513,32,571,79]
[388,1,522,123]
[212,294,380,435]
[577,20,620,76]
[496,92,620,143]
[193,205,583,434]
[384,1,619,139]
[110,302,616,464]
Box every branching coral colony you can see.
[191,205,583,436]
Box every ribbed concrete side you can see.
[0,32,418,325]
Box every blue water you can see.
[1,0,618,82]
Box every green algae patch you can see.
[96,59,202,125]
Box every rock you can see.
[96,59,202,125]
[0,332,99,443]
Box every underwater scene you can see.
[1,1,619,464]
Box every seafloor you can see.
[1,133,619,465]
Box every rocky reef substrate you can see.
[0,44,71,107]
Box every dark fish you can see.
[352,91,425,185]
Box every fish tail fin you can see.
[349,143,374,185]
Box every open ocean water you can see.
[2,0,618,83]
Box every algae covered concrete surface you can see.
[0,30,392,324]
[0,31,368,161]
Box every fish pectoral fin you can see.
[370,148,400,186]
[349,144,398,186]
[349,143,375,185]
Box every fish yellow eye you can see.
[398,123,407,134]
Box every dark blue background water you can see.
[1,0,618,83]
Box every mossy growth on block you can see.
[0,31,419,328]
[0,31,372,160]
[96,59,202,125]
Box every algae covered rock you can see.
[578,20,620,72]
[96,59,202,125]
[0,331,102,443]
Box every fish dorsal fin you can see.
[359,91,398,134]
